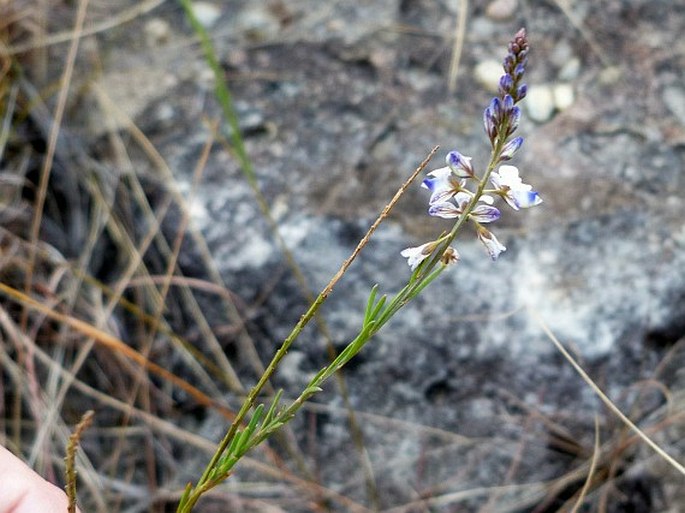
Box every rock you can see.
[599,65,623,85]
[485,0,518,21]
[144,18,170,47]
[663,85,685,126]
[237,6,281,42]
[553,83,575,111]
[474,59,503,93]
[558,57,581,81]
[525,84,555,122]
[191,1,221,28]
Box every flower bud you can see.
[499,73,513,96]
[446,150,474,178]
[499,136,523,161]
[477,227,506,260]
[516,84,527,102]
[483,104,498,142]
[506,106,521,136]
[502,94,514,114]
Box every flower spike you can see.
[402,29,539,268]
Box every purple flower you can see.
[421,151,474,205]
[401,29,536,269]
[428,193,500,223]
[489,165,543,210]
[499,29,529,106]
[422,167,463,205]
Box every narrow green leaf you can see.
[246,404,264,436]
[364,285,379,325]
[226,428,242,456]
[408,266,444,299]
[262,390,283,427]
[178,482,193,509]
[369,294,387,323]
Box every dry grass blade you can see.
[569,415,601,513]
[91,82,243,393]
[65,410,95,513]
[529,306,685,476]
[0,0,167,56]
[23,0,89,317]
[550,0,611,67]
[0,282,236,419]
[447,0,468,93]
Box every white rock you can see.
[553,83,575,111]
[485,0,518,21]
[144,18,170,47]
[474,60,502,94]
[558,57,581,81]
[663,86,685,126]
[192,2,221,28]
[238,7,281,42]
[525,85,555,123]
[550,40,573,64]
[599,66,622,85]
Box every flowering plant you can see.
[403,28,541,269]
[175,28,541,513]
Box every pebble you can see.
[144,18,170,47]
[550,40,573,64]
[525,84,555,123]
[238,7,281,42]
[191,2,221,28]
[599,66,622,85]
[485,0,518,21]
[663,86,685,126]
[474,59,502,94]
[558,57,581,81]
[553,83,575,111]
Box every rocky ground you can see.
[3,0,685,511]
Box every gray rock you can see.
[558,56,581,81]
[663,85,685,126]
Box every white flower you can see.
[421,167,463,205]
[490,165,543,210]
[400,242,435,270]
[400,241,459,270]
[421,151,475,205]
[477,227,506,260]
